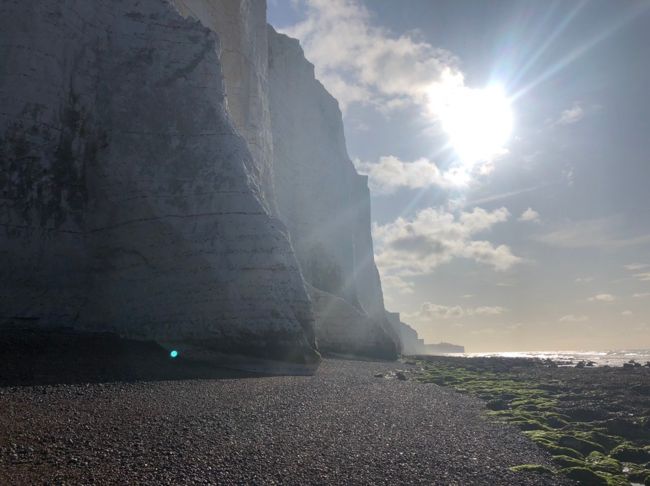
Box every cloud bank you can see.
[409,302,509,321]
[587,293,616,302]
[559,314,589,323]
[281,0,463,111]
[373,207,521,287]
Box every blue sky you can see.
[269,0,650,351]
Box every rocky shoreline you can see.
[414,355,650,485]
[2,349,648,484]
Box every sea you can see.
[456,349,650,367]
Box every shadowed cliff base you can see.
[0,327,320,387]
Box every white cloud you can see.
[633,292,650,299]
[575,277,594,283]
[281,0,463,112]
[381,275,415,295]
[354,156,451,194]
[587,293,616,302]
[373,206,521,279]
[415,303,465,320]
[559,314,589,323]
[633,272,650,281]
[407,302,508,321]
[473,306,509,316]
[562,167,575,187]
[518,207,540,223]
[555,102,585,125]
[624,263,650,271]
[621,310,634,317]
[354,150,511,195]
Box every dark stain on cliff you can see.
[0,92,105,233]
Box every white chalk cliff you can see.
[0,0,401,366]
[268,28,398,358]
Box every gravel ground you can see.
[0,359,568,485]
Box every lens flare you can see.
[170,350,179,359]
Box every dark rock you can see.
[486,399,509,411]
[396,371,408,381]
[632,384,650,396]
[564,408,609,422]
[558,435,605,455]
[610,444,650,463]
[561,467,607,485]
[605,418,646,439]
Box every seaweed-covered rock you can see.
[560,467,608,485]
[611,444,650,463]
[586,451,622,474]
[559,435,606,455]
[552,455,585,468]
[509,464,555,475]
[606,417,648,440]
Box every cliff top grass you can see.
[416,356,650,486]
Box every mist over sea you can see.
[459,350,650,367]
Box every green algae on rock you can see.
[416,356,650,486]
[509,464,556,475]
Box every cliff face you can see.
[268,28,398,359]
[0,0,317,369]
[0,0,399,365]
[171,0,276,212]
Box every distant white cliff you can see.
[0,0,405,366]
[386,312,465,355]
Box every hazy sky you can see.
[269,0,650,352]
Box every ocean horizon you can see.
[458,349,650,367]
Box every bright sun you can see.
[438,84,513,165]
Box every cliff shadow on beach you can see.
[0,327,272,387]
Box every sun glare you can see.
[438,85,513,165]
